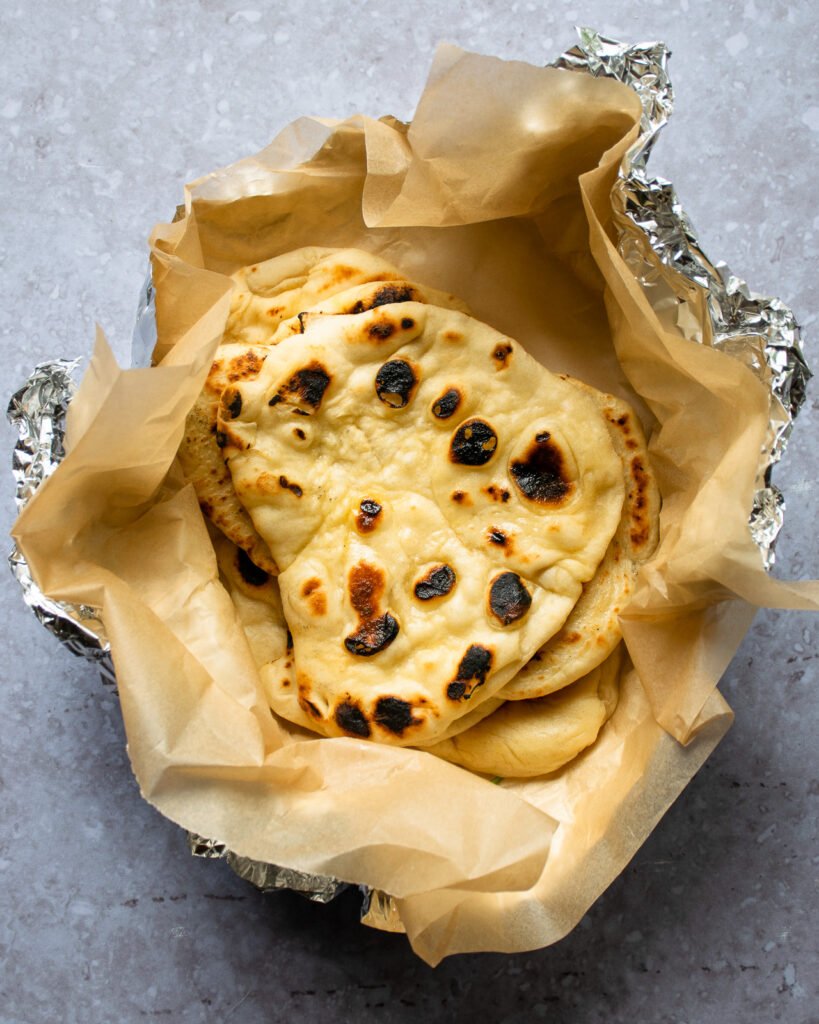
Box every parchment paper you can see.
[13,46,819,965]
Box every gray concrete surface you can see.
[1,2,817,1021]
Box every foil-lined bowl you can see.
[8,29,811,927]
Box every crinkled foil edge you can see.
[8,29,811,929]
[7,360,116,684]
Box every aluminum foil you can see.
[7,361,116,685]
[186,833,348,904]
[8,29,812,929]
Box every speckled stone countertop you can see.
[1,2,817,1022]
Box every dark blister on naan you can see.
[413,564,456,601]
[344,613,400,656]
[222,388,243,419]
[510,431,573,504]
[348,283,417,313]
[484,484,511,503]
[335,700,372,738]
[356,499,383,534]
[488,572,532,626]
[344,562,399,656]
[279,475,303,497]
[367,319,396,341]
[336,693,419,737]
[447,644,493,700]
[236,548,269,587]
[373,696,418,735]
[431,388,462,420]
[449,419,498,466]
[492,342,513,368]
[269,362,331,411]
[375,359,418,408]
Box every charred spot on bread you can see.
[492,342,513,367]
[356,499,383,534]
[373,696,416,735]
[222,389,242,419]
[488,572,532,626]
[375,359,418,408]
[285,364,331,409]
[373,284,415,307]
[215,424,247,451]
[344,612,400,657]
[335,700,372,738]
[368,318,395,341]
[344,562,398,655]
[279,475,303,497]
[236,548,269,587]
[432,388,462,420]
[268,362,330,412]
[449,419,498,466]
[413,564,456,601]
[510,432,573,504]
[447,644,493,700]
[348,283,417,314]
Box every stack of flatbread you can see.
[178,248,660,779]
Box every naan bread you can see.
[217,301,626,746]
[211,528,288,668]
[181,345,279,573]
[223,247,465,345]
[499,379,660,700]
[214,519,507,744]
[211,516,506,742]
[425,644,622,778]
[178,247,466,572]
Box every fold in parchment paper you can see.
[13,45,819,965]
